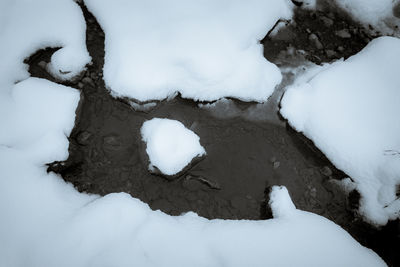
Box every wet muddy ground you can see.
[26,5,399,267]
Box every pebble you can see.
[76,131,92,145]
[77,82,84,89]
[82,77,95,87]
[90,72,97,80]
[103,135,122,150]
[309,33,323,50]
[320,16,334,27]
[273,161,280,169]
[325,49,337,58]
[321,166,333,177]
[38,61,47,69]
[393,2,400,18]
[335,29,351,39]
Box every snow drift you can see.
[281,36,400,225]
[83,0,293,102]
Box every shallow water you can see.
[26,5,399,266]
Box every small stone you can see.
[320,16,333,27]
[90,72,97,80]
[273,161,280,169]
[310,187,317,198]
[103,135,122,150]
[321,166,333,177]
[325,49,337,58]
[77,82,84,89]
[38,61,47,69]
[335,29,351,39]
[76,131,92,145]
[337,46,345,52]
[393,2,400,18]
[309,33,323,50]
[82,77,95,87]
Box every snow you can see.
[0,0,391,265]
[0,0,91,90]
[333,0,400,35]
[0,76,385,267]
[280,36,400,225]
[141,118,206,176]
[83,0,293,102]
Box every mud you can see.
[25,4,399,267]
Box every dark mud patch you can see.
[25,4,399,267]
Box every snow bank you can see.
[0,0,91,90]
[83,0,293,102]
[333,0,400,35]
[281,36,400,225]
[141,118,206,176]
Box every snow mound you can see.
[333,0,400,35]
[281,36,400,225]
[141,118,206,176]
[83,0,293,102]
[269,186,297,218]
[0,0,91,89]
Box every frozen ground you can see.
[141,118,206,176]
[281,36,400,226]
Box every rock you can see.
[325,49,337,58]
[335,29,351,39]
[320,16,334,27]
[38,61,47,69]
[82,77,95,87]
[77,82,84,89]
[337,46,344,52]
[90,72,97,80]
[309,33,323,49]
[273,161,280,169]
[76,131,92,145]
[321,166,333,177]
[393,2,400,18]
[103,135,122,150]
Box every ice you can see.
[83,0,293,102]
[141,118,206,176]
[281,36,400,225]
[0,0,91,90]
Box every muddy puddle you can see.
[25,4,399,266]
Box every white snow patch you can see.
[0,0,91,89]
[269,186,296,218]
[83,0,294,102]
[333,0,400,35]
[281,36,400,225]
[141,118,206,176]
